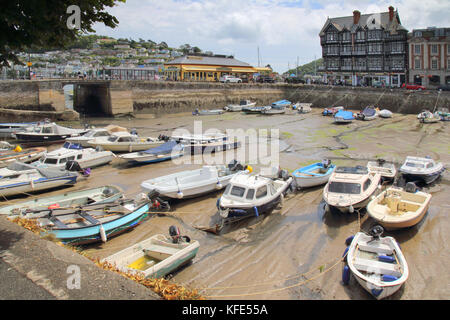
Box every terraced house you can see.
[319,6,408,87]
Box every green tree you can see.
[0,0,124,67]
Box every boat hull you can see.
[0,148,47,168]
[87,141,163,153]
[0,175,78,197]
[120,152,184,164]
[293,163,336,188]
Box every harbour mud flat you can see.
[3,109,449,300]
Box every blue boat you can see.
[334,110,355,123]
[119,141,184,165]
[271,100,292,107]
[292,160,336,188]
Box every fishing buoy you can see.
[177,191,183,199]
[215,181,223,189]
[14,145,22,152]
[342,265,350,285]
[348,205,354,213]
[345,235,354,246]
[342,246,349,257]
[30,180,34,190]
[216,197,221,209]
[246,165,253,173]
[99,225,107,242]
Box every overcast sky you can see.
[92,0,450,73]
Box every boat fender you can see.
[342,246,349,257]
[215,181,223,189]
[342,265,350,285]
[371,288,383,297]
[254,206,259,217]
[216,197,221,209]
[382,275,398,282]
[378,255,396,263]
[348,205,354,213]
[177,191,183,199]
[99,225,107,242]
[48,203,60,210]
[345,235,354,246]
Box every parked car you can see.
[437,84,450,91]
[256,75,275,83]
[285,77,305,84]
[219,75,242,83]
[372,81,384,88]
[402,83,426,90]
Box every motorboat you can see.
[102,228,200,278]
[357,106,378,121]
[16,198,150,245]
[343,226,408,300]
[224,100,256,112]
[323,166,381,213]
[417,110,440,123]
[334,110,355,123]
[367,183,432,230]
[242,105,271,114]
[0,163,78,198]
[33,142,114,170]
[399,156,444,184]
[292,159,336,189]
[436,107,450,121]
[0,185,123,216]
[0,122,37,139]
[294,103,312,113]
[322,106,344,116]
[261,100,290,115]
[192,109,224,116]
[65,128,115,147]
[0,146,46,168]
[379,109,393,118]
[140,160,246,200]
[13,122,88,144]
[217,169,293,224]
[119,141,184,165]
[171,133,240,155]
[87,131,166,153]
[271,100,292,108]
[367,159,397,180]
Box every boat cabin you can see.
[223,175,276,203]
[327,166,375,195]
[401,156,436,170]
[39,143,85,166]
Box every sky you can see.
[92,0,450,73]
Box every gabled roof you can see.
[319,10,407,36]
[165,55,252,67]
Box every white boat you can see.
[33,142,114,170]
[379,109,393,118]
[399,156,444,184]
[417,110,440,123]
[192,109,224,115]
[0,164,78,198]
[217,169,293,224]
[224,100,256,112]
[323,166,381,213]
[261,106,286,115]
[367,159,397,180]
[292,159,336,189]
[140,160,246,199]
[367,183,432,230]
[13,122,88,144]
[87,131,165,153]
[65,128,115,147]
[294,103,312,113]
[0,185,123,216]
[0,141,14,152]
[0,122,37,139]
[102,231,200,278]
[344,226,408,299]
[171,133,240,154]
[357,106,378,121]
[119,141,184,165]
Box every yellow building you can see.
[164,54,258,81]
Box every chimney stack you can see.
[353,10,361,25]
[389,6,394,21]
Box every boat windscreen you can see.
[328,182,361,194]
[405,162,424,168]
[230,186,246,197]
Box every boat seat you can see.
[144,244,179,256]
[78,212,100,225]
[50,217,69,229]
[358,241,393,255]
[353,257,402,277]
[398,200,420,212]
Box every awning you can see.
[180,66,257,73]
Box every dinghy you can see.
[192,109,224,116]
[367,183,432,230]
[0,185,123,216]
[33,142,114,170]
[357,106,378,121]
[323,166,381,213]
[102,227,200,278]
[399,156,444,184]
[13,122,88,144]
[436,107,450,121]
[87,131,166,153]
[119,141,184,165]
[65,128,115,147]
[171,133,240,155]
[271,100,292,108]
[140,160,246,199]
[217,169,293,225]
[224,100,256,112]
[344,226,408,299]
[367,159,397,180]
[0,164,78,198]
[292,159,336,189]
[323,106,344,116]
[0,146,46,168]
[261,105,286,115]
[14,198,150,245]
[294,103,312,113]
[417,110,440,123]
[334,110,355,123]
[379,109,393,118]
[242,105,271,114]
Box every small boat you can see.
[0,146,47,168]
[192,109,224,116]
[357,106,378,121]
[323,166,381,213]
[334,110,355,123]
[217,169,293,224]
[13,122,88,144]
[0,164,78,198]
[140,160,246,199]
[87,131,166,153]
[0,122,37,139]
[294,103,312,113]
[367,183,432,230]
[242,105,271,114]
[399,156,444,184]
[417,110,440,123]
[0,185,123,216]
[15,198,150,245]
[119,141,184,165]
[171,133,240,155]
[224,100,256,112]
[292,159,336,189]
[65,128,115,147]
[33,142,114,170]
[367,159,397,180]
[102,228,200,278]
[344,226,409,300]
[271,100,292,108]
[323,106,344,116]
[436,107,450,121]
[261,105,286,115]
[0,141,14,152]
[379,109,393,118]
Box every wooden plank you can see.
[353,257,402,277]
[358,241,393,255]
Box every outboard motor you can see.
[65,160,90,177]
[279,169,290,181]
[322,159,331,169]
[228,159,243,172]
[169,225,181,243]
[367,225,384,243]
[377,158,386,166]
[130,128,137,135]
